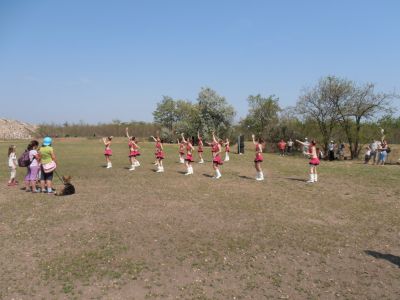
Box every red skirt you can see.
[198,147,203,153]
[254,153,263,162]
[179,151,185,155]
[104,149,112,156]
[129,150,140,157]
[213,155,223,165]
[185,154,194,162]
[225,146,230,152]
[156,151,165,160]
[309,157,320,166]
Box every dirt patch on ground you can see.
[0,140,399,299]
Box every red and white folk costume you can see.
[197,133,204,163]
[126,128,141,171]
[151,136,165,172]
[224,139,230,162]
[103,137,113,168]
[296,139,320,183]
[252,135,264,181]
[211,133,223,179]
[181,133,194,175]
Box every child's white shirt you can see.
[8,153,17,168]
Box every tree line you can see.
[38,76,399,159]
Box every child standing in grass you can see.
[252,135,265,181]
[151,135,165,172]
[26,140,40,192]
[126,128,141,171]
[296,139,320,183]
[224,138,230,161]
[197,132,204,163]
[364,145,371,164]
[7,145,18,186]
[181,133,194,175]
[103,136,113,168]
[211,132,223,179]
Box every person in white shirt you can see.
[7,145,18,186]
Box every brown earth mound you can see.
[0,118,37,140]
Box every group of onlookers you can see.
[364,139,390,165]
[7,137,57,193]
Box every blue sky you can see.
[0,0,399,124]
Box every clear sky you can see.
[0,0,399,124]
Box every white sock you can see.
[260,171,264,179]
[314,174,318,182]
[216,169,221,178]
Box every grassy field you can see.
[0,138,399,299]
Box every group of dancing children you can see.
[101,129,320,182]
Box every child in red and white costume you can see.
[126,128,141,171]
[296,139,320,183]
[151,135,165,172]
[181,133,195,175]
[102,136,113,168]
[252,134,265,181]
[223,138,230,161]
[210,132,223,179]
[197,132,204,164]
[177,138,185,164]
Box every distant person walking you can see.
[126,128,141,171]
[39,137,57,193]
[378,140,389,165]
[7,145,18,186]
[370,139,379,164]
[364,145,371,164]
[252,134,265,181]
[296,139,320,183]
[102,136,113,168]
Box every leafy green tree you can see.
[152,96,177,131]
[197,87,236,137]
[241,94,281,140]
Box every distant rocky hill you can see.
[0,119,38,140]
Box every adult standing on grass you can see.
[252,134,265,181]
[328,140,335,161]
[181,133,195,175]
[102,136,113,168]
[287,138,294,154]
[211,131,223,179]
[126,128,140,171]
[277,139,286,156]
[369,139,379,164]
[296,139,320,183]
[39,137,57,193]
[378,140,389,165]
[151,135,165,172]
[197,132,204,164]
[26,140,40,192]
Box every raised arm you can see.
[150,136,157,142]
[197,131,201,140]
[181,133,187,143]
[212,131,218,144]
[126,127,131,139]
[295,139,305,146]
[251,134,257,145]
[102,137,107,145]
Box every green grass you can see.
[0,138,399,299]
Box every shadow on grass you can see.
[177,171,187,175]
[285,177,307,182]
[202,174,214,178]
[365,250,400,268]
[239,175,253,180]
